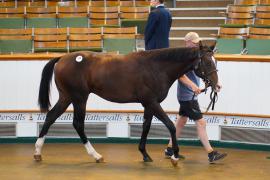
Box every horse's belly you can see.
[96,93,138,103]
[92,88,138,104]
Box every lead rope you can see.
[204,89,218,113]
[192,87,218,113]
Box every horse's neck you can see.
[151,48,198,82]
[166,61,193,81]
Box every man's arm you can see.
[144,11,158,44]
[168,12,172,30]
[179,75,201,95]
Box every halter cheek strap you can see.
[193,52,219,113]
[196,53,218,86]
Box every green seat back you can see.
[121,19,147,34]
[0,18,25,29]
[34,47,67,53]
[246,39,270,55]
[58,17,89,28]
[219,24,247,28]
[216,38,244,54]
[27,18,57,28]
[103,38,136,54]
[0,40,32,53]
[69,47,102,52]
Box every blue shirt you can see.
[177,70,200,102]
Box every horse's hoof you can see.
[96,157,104,163]
[34,154,42,162]
[170,158,178,167]
[143,156,153,162]
[170,155,179,167]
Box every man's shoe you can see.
[208,151,227,163]
[164,147,185,159]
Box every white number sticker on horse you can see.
[76,56,83,62]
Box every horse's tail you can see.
[38,57,61,112]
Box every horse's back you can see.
[86,52,145,102]
[53,51,144,101]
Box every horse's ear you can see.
[209,41,216,51]
[199,41,203,50]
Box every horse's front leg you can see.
[139,107,153,162]
[149,103,180,166]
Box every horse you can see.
[34,43,219,166]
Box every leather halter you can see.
[193,52,218,113]
[194,52,218,87]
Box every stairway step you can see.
[170,27,218,37]
[176,0,233,8]
[172,17,225,27]
[169,7,226,17]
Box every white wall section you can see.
[0,60,269,115]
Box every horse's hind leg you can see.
[72,98,103,163]
[34,97,70,161]
[139,107,153,162]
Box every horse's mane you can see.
[83,47,199,64]
[136,47,199,63]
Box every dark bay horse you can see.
[34,44,218,166]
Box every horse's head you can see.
[194,42,220,91]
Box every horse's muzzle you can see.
[214,83,222,93]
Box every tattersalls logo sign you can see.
[129,114,177,123]
[0,113,26,121]
[32,113,124,122]
[225,116,270,129]
[0,112,269,129]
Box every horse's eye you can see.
[202,60,212,67]
[207,61,214,67]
